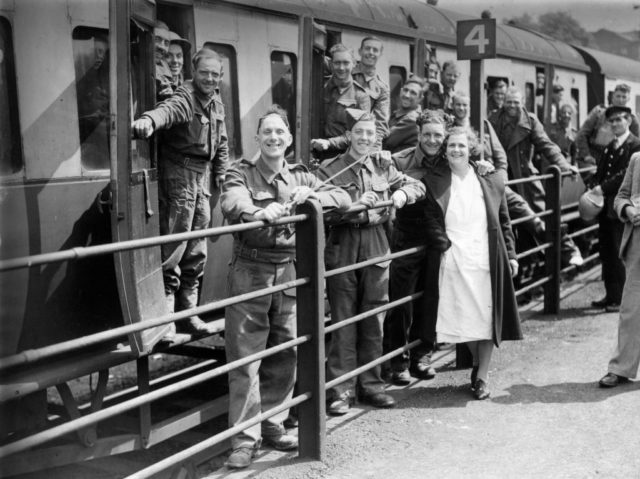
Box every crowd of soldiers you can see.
[130,25,640,469]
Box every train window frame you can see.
[388,65,407,115]
[0,16,24,179]
[72,26,111,174]
[203,42,242,160]
[270,50,297,158]
[570,87,580,129]
[524,81,535,114]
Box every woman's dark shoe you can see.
[473,379,490,400]
[470,366,479,390]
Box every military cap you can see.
[169,31,191,48]
[605,105,632,119]
[552,84,564,93]
[345,108,375,130]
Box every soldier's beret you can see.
[345,108,375,131]
[605,105,632,119]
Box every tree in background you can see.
[506,10,593,46]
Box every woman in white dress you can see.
[421,126,522,399]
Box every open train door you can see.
[109,0,171,354]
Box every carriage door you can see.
[110,0,171,354]
[299,18,327,166]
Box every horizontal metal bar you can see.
[325,292,423,334]
[515,275,552,296]
[516,242,552,260]
[506,173,553,186]
[0,277,309,373]
[567,224,598,239]
[325,246,425,278]
[325,339,422,390]
[0,213,308,272]
[0,334,310,457]
[124,391,311,479]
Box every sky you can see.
[441,0,640,32]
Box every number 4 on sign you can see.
[464,24,489,55]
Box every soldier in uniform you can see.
[352,36,390,147]
[131,48,228,336]
[311,44,371,157]
[319,109,425,414]
[167,31,190,90]
[221,105,351,469]
[424,60,459,113]
[588,106,640,312]
[383,76,424,154]
[547,104,577,163]
[153,21,174,101]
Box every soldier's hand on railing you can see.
[391,190,408,209]
[311,138,330,151]
[567,164,579,179]
[214,174,225,189]
[357,191,379,208]
[476,159,495,176]
[509,259,519,278]
[132,117,154,139]
[371,150,392,169]
[254,203,287,222]
[289,185,317,205]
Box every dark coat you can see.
[592,133,640,219]
[421,165,522,346]
[489,106,571,212]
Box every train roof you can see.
[226,0,589,71]
[575,46,640,83]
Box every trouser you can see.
[608,234,640,378]
[159,158,211,311]
[325,226,389,398]
[514,176,580,263]
[383,227,433,372]
[225,256,297,448]
[598,213,626,304]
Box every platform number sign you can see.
[457,19,496,60]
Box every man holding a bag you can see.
[588,105,640,312]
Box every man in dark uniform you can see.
[576,83,640,182]
[589,105,640,312]
[311,43,371,157]
[132,48,228,335]
[383,76,423,154]
[318,109,424,415]
[221,105,351,468]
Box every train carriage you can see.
[1,0,640,475]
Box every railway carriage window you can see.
[570,88,580,129]
[203,42,241,159]
[72,27,110,171]
[271,51,297,157]
[129,21,153,171]
[1,17,23,176]
[524,82,535,113]
[389,66,407,115]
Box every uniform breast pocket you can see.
[249,188,277,209]
[371,181,390,202]
[336,98,357,109]
[193,113,210,147]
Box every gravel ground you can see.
[204,269,640,479]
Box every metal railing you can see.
[0,165,597,477]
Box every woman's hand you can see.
[509,259,519,278]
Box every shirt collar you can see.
[256,157,291,185]
[615,130,630,148]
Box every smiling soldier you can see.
[220,105,351,469]
[131,48,228,336]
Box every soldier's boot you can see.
[175,288,216,337]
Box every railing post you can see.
[544,166,562,314]
[295,200,326,460]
